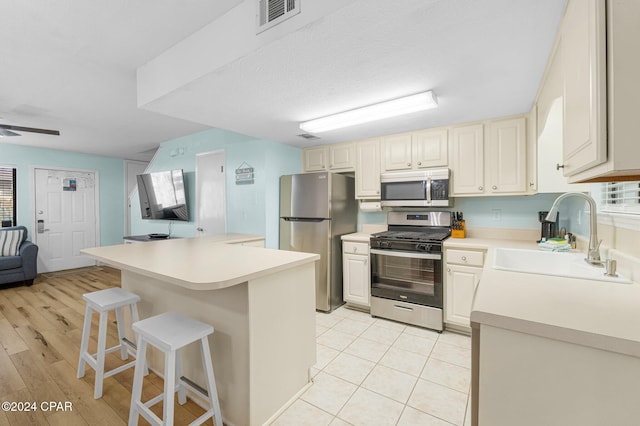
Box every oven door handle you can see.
[370,249,441,260]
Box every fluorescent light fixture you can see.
[299,91,438,133]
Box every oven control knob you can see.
[417,243,431,252]
[379,241,391,249]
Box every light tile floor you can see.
[270,306,472,426]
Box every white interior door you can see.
[34,168,98,272]
[196,150,226,236]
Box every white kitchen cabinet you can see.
[381,129,448,172]
[564,0,640,182]
[342,240,370,308]
[329,143,356,171]
[381,133,413,171]
[302,146,328,172]
[355,139,381,199]
[536,38,590,192]
[451,119,529,197]
[445,248,485,331]
[303,144,355,172]
[450,124,484,195]
[412,129,448,169]
[485,117,527,194]
[561,0,606,177]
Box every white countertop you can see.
[341,232,373,243]
[81,234,319,291]
[464,237,640,358]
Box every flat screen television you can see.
[136,169,189,221]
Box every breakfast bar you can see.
[81,235,319,426]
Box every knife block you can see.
[452,220,466,238]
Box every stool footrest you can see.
[180,375,208,398]
[103,360,137,379]
[143,393,165,409]
[188,410,214,426]
[136,401,163,426]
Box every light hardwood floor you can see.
[0,266,215,426]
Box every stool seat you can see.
[133,312,214,352]
[83,287,141,310]
[77,287,145,399]
[129,312,222,426]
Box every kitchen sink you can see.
[492,248,632,284]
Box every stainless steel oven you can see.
[369,211,450,331]
[370,249,443,308]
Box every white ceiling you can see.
[0,0,567,160]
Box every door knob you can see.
[196,227,204,232]
[556,163,565,170]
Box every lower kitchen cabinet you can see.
[445,248,485,331]
[342,240,370,308]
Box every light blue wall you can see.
[0,143,125,246]
[129,129,301,248]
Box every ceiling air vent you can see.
[257,0,300,34]
[298,133,319,140]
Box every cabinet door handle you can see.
[447,268,451,273]
[407,163,411,167]
[461,256,467,261]
[417,161,422,166]
[529,182,535,187]
[556,163,565,170]
[478,186,483,191]
[492,185,497,190]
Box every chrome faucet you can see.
[545,192,602,266]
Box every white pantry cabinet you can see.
[342,240,370,308]
[445,248,485,332]
[355,139,381,199]
[381,129,448,172]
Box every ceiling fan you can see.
[0,124,60,137]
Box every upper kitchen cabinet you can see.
[451,118,529,197]
[302,146,327,172]
[355,138,381,199]
[561,0,640,182]
[381,129,448,172]
[302,143,356,172]
[560,0,606,177]
[536,36,589,192]
[485,118,527,194]
[450,124,484,195]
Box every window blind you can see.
[0,167,16,227]
[601,181,640,214]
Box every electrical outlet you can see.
[492,209,502,221]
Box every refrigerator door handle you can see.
[281,217,327,222]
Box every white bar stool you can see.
[128,312,223,426]
[77,287,146,399]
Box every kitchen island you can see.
[81,235,319,426]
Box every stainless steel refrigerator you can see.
[279,172,357,312]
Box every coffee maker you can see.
[538,211,558,242]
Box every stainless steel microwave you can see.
[380,169,450,207]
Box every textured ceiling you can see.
[0,0,567,159]
[0,0,243,160]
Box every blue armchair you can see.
[0,226,38,287]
